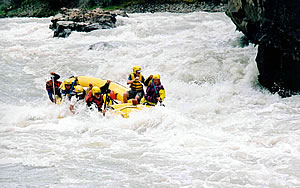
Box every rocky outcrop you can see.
[89,41,130,51]
[121,1,226,13]
[49,8,128,38]
[226,0,300,97]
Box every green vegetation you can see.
[0,0,224,17]
[0,0,58,17]
[103,5,122,11]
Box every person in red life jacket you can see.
[140,74,165,106]
[85,80,111,115]
[123,65,151,104]
[46,72,62,103]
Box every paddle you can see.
[151,79,164,106]
[103,81,111,116]
[70,80,76,94]
[68,78,76,100]
[108,93,118,105]
[51,75,56,104]
[136,77,145,92]
[151,79,158,95]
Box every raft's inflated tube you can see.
[78,76,128,102]
[109,103,152,118]
[60,76,129,102]
[60,76,154,118]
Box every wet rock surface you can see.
[89,41,130,51]
[122,1,226,13]
[49,8,128,38]
[226,0,300,97]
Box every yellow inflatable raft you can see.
[59,76,156,118]
[108,103,153,118]
[59,76,128,102]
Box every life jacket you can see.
[76,90,86,101]
[46,80,61,90]
[61,88,72,96]
[130,73,144,91]
[85,90,104,111]
[144,83,165,104]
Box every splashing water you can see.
[0,12,300,187]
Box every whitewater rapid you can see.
[0,12,300,187]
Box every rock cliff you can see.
[226,0,300,96]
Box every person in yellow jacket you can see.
[140,74,165,106]
[60,76,79,101]
[123,65,151,104]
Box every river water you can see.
[0,12,300,187]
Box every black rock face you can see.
[226,0,300,97]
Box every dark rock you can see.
[89,41,129,51]
[50,8,128,38]
[111,10,129,18]
[226,0,300,97]
[121,2,226,13]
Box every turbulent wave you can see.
[0,12,299,187]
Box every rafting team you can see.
[46,66,165,115]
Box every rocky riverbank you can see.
[50,1,226,38]
[121,1,226,13]
[0,0,226,18]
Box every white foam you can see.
[0,12,299,187]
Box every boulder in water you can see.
[50,8,128,38]
[89,41,129,51]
